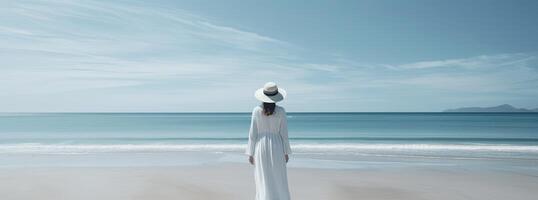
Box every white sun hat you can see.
[255,82,287,103]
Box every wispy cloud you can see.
[0,0,342,111]
[396,53,537,70]
[1,0,538,112]
[351,53,538,91]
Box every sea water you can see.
[1,113,537,170]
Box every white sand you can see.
[1,164,537,200]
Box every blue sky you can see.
[1,0,538,112]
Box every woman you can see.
[246,82,292,200]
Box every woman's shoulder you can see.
[276,105,287,114]
[252,105,262,113]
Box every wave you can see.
[1,143,537,154]
[0,144,245,153]
[291,144,538,152]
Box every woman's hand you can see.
[249,156,255,165]
[285,154,289,163]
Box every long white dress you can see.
[246,105,292,200]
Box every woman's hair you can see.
[262,102,276,116]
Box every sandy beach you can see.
[2,163,537,200]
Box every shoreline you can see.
[2,151,538,173]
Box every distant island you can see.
[444,104,538,112]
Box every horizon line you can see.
[1,111,536,114]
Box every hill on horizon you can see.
[444,104,538,112]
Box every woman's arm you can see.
[280,108,292,157]
[246,108,258,164]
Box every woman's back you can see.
[252,105,286,135]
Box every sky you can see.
[1,0,538,112]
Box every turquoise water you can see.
[1,113,537,169]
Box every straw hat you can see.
[255,82,287,103]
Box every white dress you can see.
[246,105,292,200]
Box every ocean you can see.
[1,112,537,170]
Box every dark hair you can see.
[262,102,276,116]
